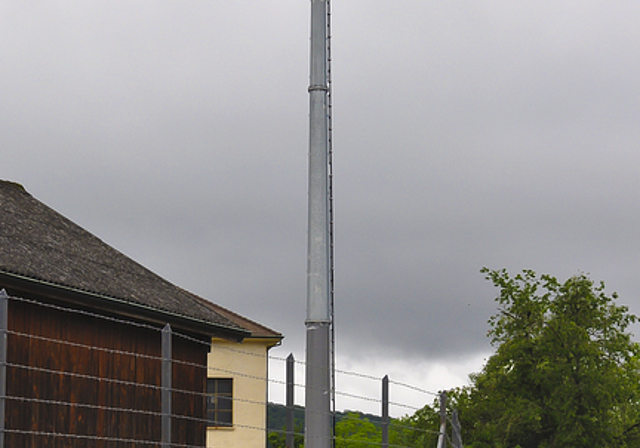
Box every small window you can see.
[207,378,233,427]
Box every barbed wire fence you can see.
[0,291,462,448]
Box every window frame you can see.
[206,378,233,428]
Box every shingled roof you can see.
[190,291,283,342]
[0,180,249,340]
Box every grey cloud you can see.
[3,0,640,382]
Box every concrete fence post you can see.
[381,375,389,448]
[436,391,447,448]
[286,353,295,448]
[0,290,8,448]
[452,409,463,448]
[161,324,172,448]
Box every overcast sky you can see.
[3,0,640,416]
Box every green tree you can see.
[335,412,380,448]
[333,412,406,448]
[458,269,640,448]
[394,398,441,448]
[267,422,304,448]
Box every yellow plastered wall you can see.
[206,339,270,448]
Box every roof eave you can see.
[0,270,249,342]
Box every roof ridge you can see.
[0,180,29,195]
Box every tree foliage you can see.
[335,412,381,448]
[402,269,640,448]
[394,399,442,447]
[267,422,304,448]
[333,412,408,448]
[270,270,640,448]
[456,269,640,448]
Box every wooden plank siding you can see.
[5,297,208,448]
[172,334,207,447]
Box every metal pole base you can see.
[305,322,331,448]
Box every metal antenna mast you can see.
[326,0,336,437]
[327,0,336,438]
[305,0,333,446]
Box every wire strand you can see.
[1,292,446,447]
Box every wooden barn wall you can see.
[5,297,209,448]
[172,333,208,446]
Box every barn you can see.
[0,180,250,447]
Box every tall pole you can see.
[305,0,332,447]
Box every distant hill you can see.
[267,402,383,432]
[267,402,306,433]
